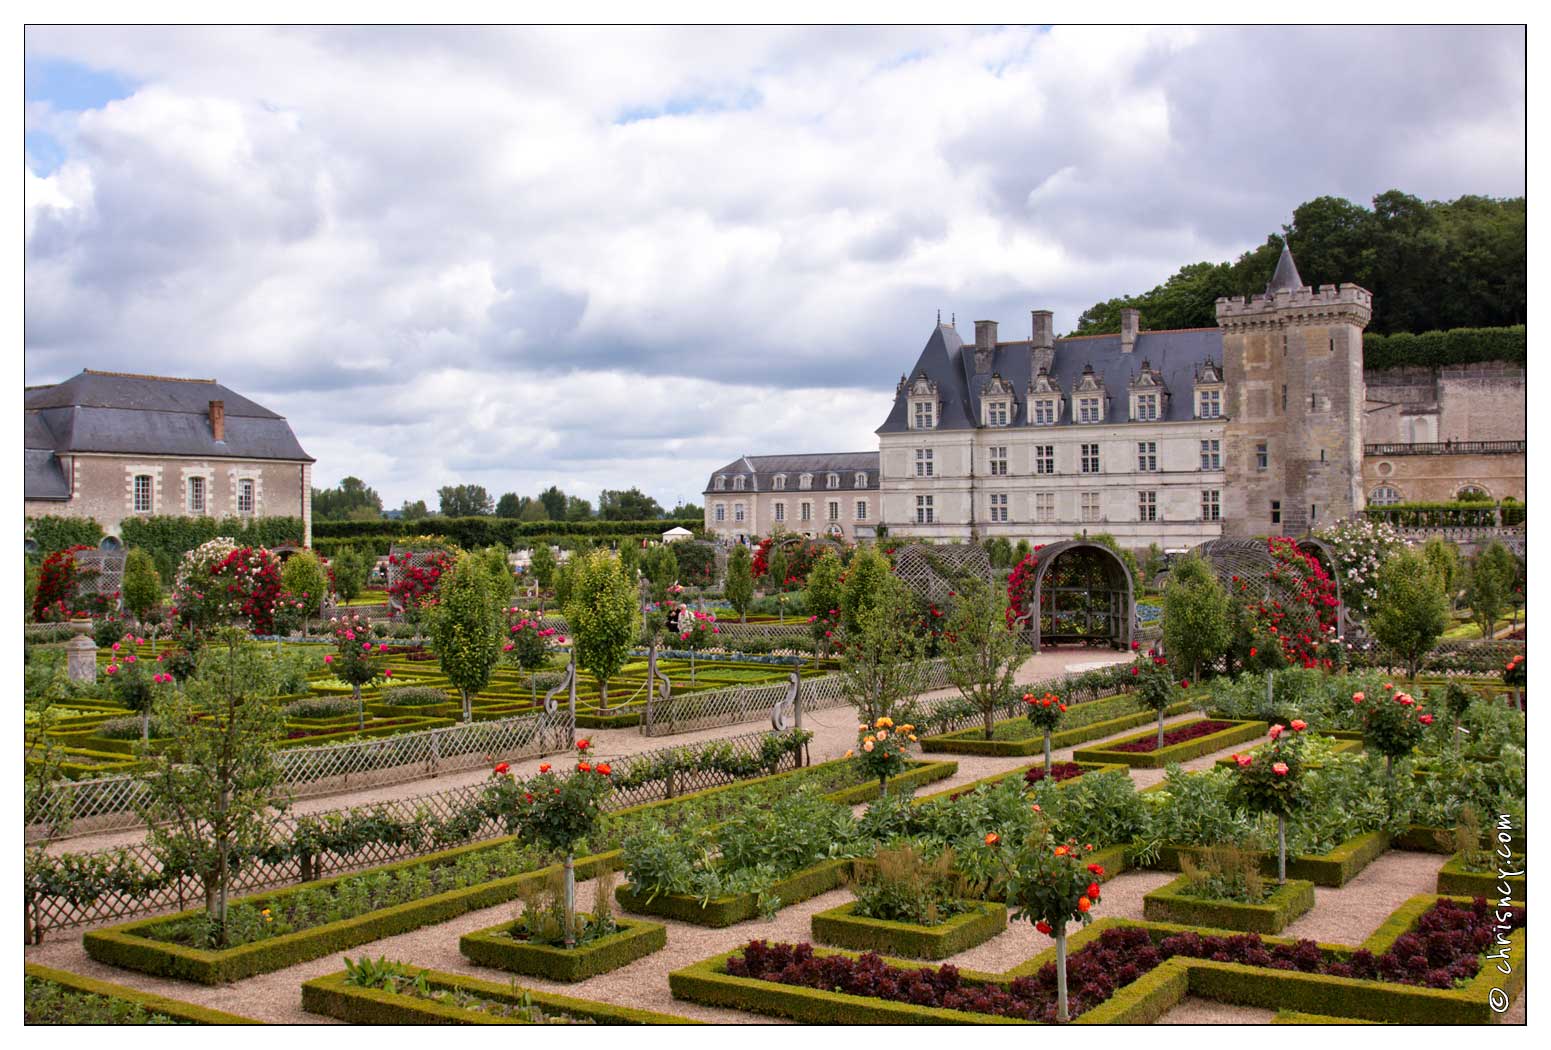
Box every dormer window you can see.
[713,475,726,491]
[913,401,936,430]
[1134,394,1159,421]
[773,474,786,491]
[1078,397,1103,423]
[732,475,746,491]
[1032,399,1058,425]
[854,472,868,488]
[1028,368,1064,427]
[1128,359,1169,422]
[1073,365,1107,424]
[907,372,939,430]
[1194,361,1225,420]
[799,473,813,490]
[986,400,1010,426]
[981,373,1016,428]
[826,473,840,490]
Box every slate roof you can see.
[1266,244,1303,294]
[704,451,880,495]
[876,323,1225,433]
[24,369,313,500]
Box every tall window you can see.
[1200,439,1221,470]
[1078,397,1102,423]
[1080,443,1100,474]
[913,401,936,429]
[1199,390,1221,418]
[1201,490,1221,521]
[989,493,1009,523]
[1137,441,1157,472]
[1033,399,1057,425]
[1034,445,1054,475]
[133,474,154,513]
[1138,490,1157,522]
[855,500,868,520]
[826,473,840,490]
[800,501,812,522]
[915,495,934,524]
[1270,500,1281,526]
[734,503,745,523]
[1369,486,1402,506]
[1035,492,1055,523]
[914,448,934,477]
[1080,491,1100,522]
[773,474,786,490]
[237,479,256,515]
[1255,442,1269,471]
[989,446,1007,476]
[827,500,840,521]
[1134,394,1158,421]
[987,400,1010,427]
[714,504,726,522]
[186,476,205,514]
[774,502,786,523]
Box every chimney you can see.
[1031,310,1054,350]
[209,400,226,442]
[1119,308,1140,354]
[973,319,998,373]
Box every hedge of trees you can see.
[1363,325,1525,372]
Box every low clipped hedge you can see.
[301,967,694,1024]
[1151,830,1389,889]
[1271,1010,1382,1024]
[920,699,1195,756]
[459,916,666,981]
[1213,734,1364,768]
[617,858,851,928]
[811,900,1007,959]
[1072,719,1267,769]
[1435,853,1526,902]
[23,963,262,1024]
[1142,876,1316,934]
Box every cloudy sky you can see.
[24,25,1526,511]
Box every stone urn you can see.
[65,619,98,683]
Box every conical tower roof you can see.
[1265,243,1304,294]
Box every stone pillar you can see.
[66,620,98,684]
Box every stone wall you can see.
[1363,362,1526,445]
[1362,451,1526,505]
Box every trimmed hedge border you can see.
[1395,824,1526,855]
[82,756,952,984]
[617,858,851,928]
[911,761,1130,806]
[1272,1010,1382,1024]
[300,967,695,1024]
[23,963,262,1024]
[1142,875,1315,934]
[459,916,666,981]
[1072,719,1267,769]
[1213,735,1364,768]
[1151,830,1389,889]
[810,900,1008,959]
[920,699,1195,756]
[1435,853,1526,901]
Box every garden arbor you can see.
[1015,541,1135,653]
[1192,538,1347,641]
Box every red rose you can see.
[1087,882,1101,899]
[1035,920,1052,935]
[493,762,510,775]
[1087,863,1105,876]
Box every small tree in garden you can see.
[1420,537,1463,613]
[121,547,163,633]
[328,612,387,728]
[477,545,514,602]
[280,550,329,635]
[487,741,613,948]
[1438,681,1476,749]
[944,575,1030,739]
[840,545,893,636]
[675,608,719,682]
[505,615,555,703]
[985,818,1105,1023]
[1228,720,1308,883]
[172,538,284,635]
[1368,548,1448,678]
[1466,540,1518,639]
[725,544,754,622]
[430,553,503,722]
[839,575,926,726]
[106,646,174,740]
[566,549,641,707]
[804,549,844,663]
[137,629,287,947]
[1355,684,1432,817]
[846,715,917,795]
[331,545,370,604]
[1134,651,1183,749]
[1023,691,1067,770]
[529,543,558,593]
[1161,554,1231,683]
[765,544,790,595]
[640,543,677,604]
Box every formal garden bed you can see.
[460,914,667,982]
[23,963,261,1025]
[1436,851,1526,902]
[810,900,1008,959]
[1150,831,1390,889]
[1142,874,1316,934]
[919,695,1196,757]
[1072,719,1267,769]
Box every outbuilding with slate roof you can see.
[703,451,880,541]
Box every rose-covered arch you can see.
[1192,537,1344,668]
[1006,540,1135,653]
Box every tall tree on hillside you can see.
[439,484,495,517]
[598,487,665,521]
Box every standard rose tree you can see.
[1133,650,1185,749]
[327,612,389,729]
[1023,691,1067,770]
[1228,719,1308,882]
[1356,685,1433,817]
[846,716,917,796]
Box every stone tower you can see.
[1218,246,1373,537]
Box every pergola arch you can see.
[1022,540,1135,653]
[1191,537,1347,641]
[893,543,992,608]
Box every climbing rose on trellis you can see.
[386,548,455,616]
[1229,538,1341,671]
[171,538,283,635]
[1004,547,1048,629]
[751,537,832,588]
[32,544,98,621]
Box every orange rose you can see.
[1077,896,1091,912]
[984,832,1000,846]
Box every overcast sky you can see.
[24,25,1526,511]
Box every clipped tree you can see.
[1420,537,1463,613]
[943,575,1030,739]
[838,574,926,726]
[137,629,288,946]
[840,544,893,637]
[121,547,163,631]
[640,543,678,603]
[430,553,503,721]
[477,545,514,603]
[1466,540,1518,640]
[766,544,790,594]
[331,544,370,604]
[725,544,755,622]
[1161,554,1232,682]
[529,543,558,592]
[1370,548,1449,678]
[565,549,641,707]
[280,551,330,635]
[804,548,844,663]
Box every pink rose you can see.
[1290,719,1307,732]
[1419,713,1434,725]
[1234,754,1252,768]
[324,654,334,664]
[1268,724,1283,740]
[1273,762,1289,776]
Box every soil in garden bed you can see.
[1109,720,1235,753]
[1022,762,1087,785]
